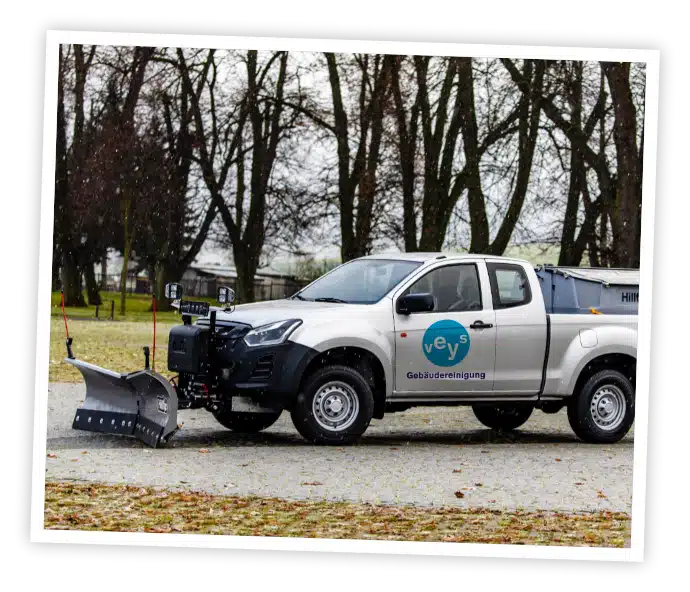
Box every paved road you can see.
[44,383,634,512]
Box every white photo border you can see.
[31,29,660,562]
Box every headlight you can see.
[243,319,302,347]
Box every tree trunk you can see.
[456,58,490,253]
[234,252,257,304]
[602,62,642,268]
[51,251,62,292]
[559,63,585,266]
[61,255,85,307]
[390,56,419,252]
[418,204,448,251]
[84,263,102,305]
[588,239,600,267]
[489,60,544,255]
[119,200,132,316]
[154,261,182,312]
[100,253,108,289]
[599,210,609,266]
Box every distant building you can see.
[94,249,307,301]
[181,264,307,301]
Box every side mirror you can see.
[164,282,183,300]
[396,293,434,315]
[217,286,236,305]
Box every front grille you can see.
[250,355,274,381]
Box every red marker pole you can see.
[60,290,69,339]
[61,290,74,359]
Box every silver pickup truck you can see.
[68,253,638,447]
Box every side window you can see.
[403,264,482,313]
[487,263,531,309]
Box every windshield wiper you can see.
[313,297,348,303]
[292,293,309,301]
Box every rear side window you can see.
[487,263,531,309]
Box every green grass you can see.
[51,291,217,323]
[44,482,630,546]
[50,318,176,382]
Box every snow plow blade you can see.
[68,359,178,447]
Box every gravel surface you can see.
[44,383,634,512]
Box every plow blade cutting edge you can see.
[67,358,178,447]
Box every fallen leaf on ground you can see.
[575,482,584,486]
[454,491,465,499]
[597,490,607,499]
[452,469,462,473]
[47,453,56,459]
[555,458,562,462]
[43,481,632,547]
[474,483,483,487]
[199,449,210,454]
[301,481,323,486]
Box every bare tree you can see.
[177,49,302,302]
[504,58,644,267]
[545,61,608,266]
[289,53,394,261]
[54,44,97,306]
[92,47,155,314]
[601,61,643,268]
[140,66,218,310]
[388,57,538,253]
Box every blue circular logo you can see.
[422,320,471,367]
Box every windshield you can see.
[295,259,422,304]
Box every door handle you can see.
[470,320,493,330]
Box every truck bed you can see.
[536,265,639,315]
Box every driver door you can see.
[392,262,496,398]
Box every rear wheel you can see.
[567,369,634,443]
[291,365,374,444]
[472,404,533,430]
[212,410,281,433]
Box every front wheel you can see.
[212,410,282,433]
[472,404,533,430]
[291,365,374,444]
[567,369,634,443]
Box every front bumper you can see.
[217,338,318,403]
[168,320,318,407]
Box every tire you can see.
[567,369,634,443]
[472,403,533,430]
[212,409,282,433]
[290,364,374,444]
